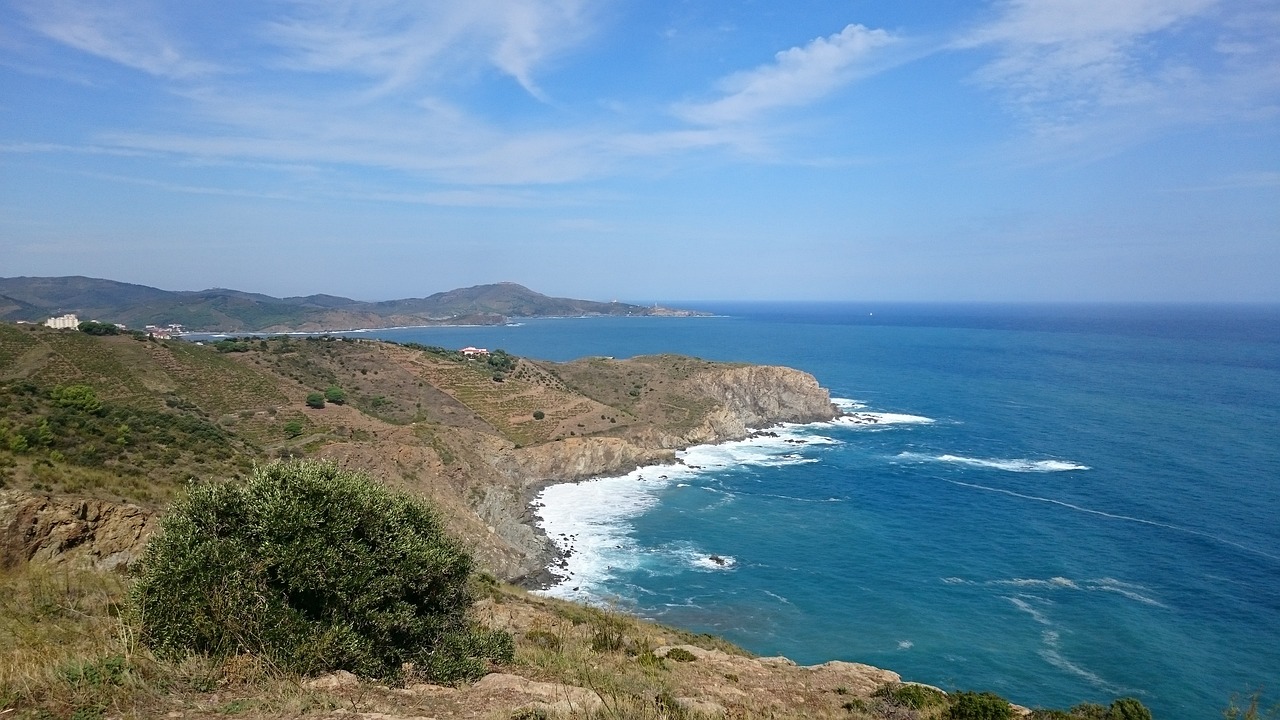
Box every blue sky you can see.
[1,0,1277,302]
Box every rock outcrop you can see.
[675,365,838,445]
[477,363,839,582]
[0,490,156,571]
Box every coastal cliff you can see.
[468,361,838,581]
[0,325,837,583]
[0,325,1151,719]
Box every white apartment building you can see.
[43,313,80,329]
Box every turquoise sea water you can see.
[360,304,1280,719]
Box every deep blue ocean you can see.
[358,304,1280,719]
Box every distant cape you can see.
[0,276,709,333]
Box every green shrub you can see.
[842,697,869,713]
[283,419,304,438]
[948,691,1013,720]
[324,386,346,405]
[52,384,102,414]
[77,321,119,336]
[1106,698,1152,720]
[875,682,948,709]
[129,460,511,683]
[666,647,697,663]
[524,629,561,651]
[305,392,325,409]
[1064,703,1107,719]
[532,410,545,420]
[590,620,626,653]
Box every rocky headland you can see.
[0,324,837,584]
[0,323,1155,718]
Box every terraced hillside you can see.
[1,325,836,574]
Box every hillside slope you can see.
[0,323,834,578]
[0,277,708,331]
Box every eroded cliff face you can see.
[676,365,837,444]
[0,490,155,571]
[469,363,839,581]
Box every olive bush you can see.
[129,460,511,682]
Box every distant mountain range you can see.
[0,277,708,332]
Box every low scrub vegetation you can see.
[0,380,251,501]
[130,460,512,683]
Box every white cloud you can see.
[4,6,896,189]
[264,0,590,98]
[962,0,1218,47]
[674,24,897,126]
[19,0,217,79]
[959,0,1280,155]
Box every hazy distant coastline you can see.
[0,276,711,334]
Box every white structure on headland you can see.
[44,313,79,329]
[461,346,489,357]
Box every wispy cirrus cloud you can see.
[958,0,1280,156]
[264,0,592,99]
[673,23,897,126]
[5,1,904,194]
[17,0,217,79]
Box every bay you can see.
[361,303,1280,719]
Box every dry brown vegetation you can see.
[0,562,932,720]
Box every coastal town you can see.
[26,313,185,339]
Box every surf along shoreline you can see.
[516,399,936,597]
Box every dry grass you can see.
[0,565,344,719]
[0,563,146,716]
[0,564,914,720]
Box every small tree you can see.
[324,386,346,405]
[52,384,102,414]
[77,320,119,335]
[306,392,325,409]
[129,461,512,682]
[532,410,545,420]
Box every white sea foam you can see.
[827,398,936,426]
[536,397,940,602]
[941,455,1089,472]
[535,421,836,601]
[831,397,868,411]
[947,575,1167,609]
[899,452,1088,472]
[536,467,683,600]
[1039,631,1126,694]
[1089,578,1167,607]
[992,577,1080,590]
[944,478,1280,562]
[1004,596,1052,625]
[690,552,737,571]
[832,412,935,427]
[897,640,914,650]
[762,589,792,605]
